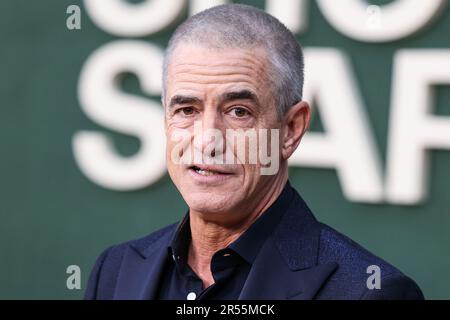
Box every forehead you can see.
[166,44,271,99]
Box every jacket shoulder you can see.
[84,222,178,300]
[316,224,424,299]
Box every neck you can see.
[187,168,288,288]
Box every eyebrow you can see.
[220,90,259,105]
[168,95,202,109]
[167,89,259,109]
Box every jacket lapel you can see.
[239,187,338,300]
[238,237,337,300]
[113,229,175,300]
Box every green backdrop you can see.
[1,0,449,299]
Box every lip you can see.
[188,164,234,174]
[186,164,236,184]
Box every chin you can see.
[184,191,239,215]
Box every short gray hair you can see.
[162,3,304,117]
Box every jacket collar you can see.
[113,183,337,299]
[113,229,174,299]
[239,188,338,299]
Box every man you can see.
[85,4,423,300]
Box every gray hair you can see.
[162,3,304,117]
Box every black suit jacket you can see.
[85,186,424,300]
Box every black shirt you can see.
[157,182,294,300]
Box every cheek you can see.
[166,127,193,164]
[167,116,196,129]
[240,163,261,185]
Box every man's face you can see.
[164,44,284,220]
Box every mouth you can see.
[188,164,233,176]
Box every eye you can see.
[176,106,195,116]
[228,107,251,118]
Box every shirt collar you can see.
[168,181,294,266]
[228,181,294,264]
[168,212,190,269]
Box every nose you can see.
[192,108,225,161]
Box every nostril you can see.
[210,149,216,157]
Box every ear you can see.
[281,101,311,160]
